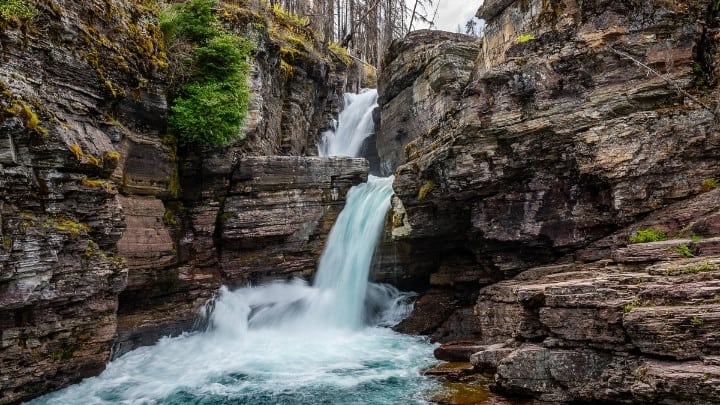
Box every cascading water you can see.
[28,91,440,405]
[318,89,378,158]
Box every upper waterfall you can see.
[318,90,378,158]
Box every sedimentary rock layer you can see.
[376,0,720,402]
[0,1,357,402]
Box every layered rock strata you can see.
[374,0,720,402]
[376,0,720,335]
[0,1,358,402]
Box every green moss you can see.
[220,211,234,223]
[280,59,294,79]
[163,201,185,227]
[82,177,114,192]
[664,261,717,276]
[690,315,704,326]
[629,228,667,244]
[271,3,309,28]
[2,235,12,249]
[623,296,641,313]
[163,209,178,226]
[5,99,46,136]
[418,180,437,201]
[68,144,83,160]
[167,166,181,197]
[45,217,90,238]
[0,0,37,25]
[102,150,121,165]
[516,33,535,43]
[328,41,352,66]
[701,178,719,192]
[50,343,80,361]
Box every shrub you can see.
[674,244,693,258]
[194,35,252,81]
[161,0,219,43]
[162,0,254,146]
[629,228,667,244]
[170,78,250,146]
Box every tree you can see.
[265,0,437,69]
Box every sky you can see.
[414,0,483,33]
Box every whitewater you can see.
[28,92,439,404]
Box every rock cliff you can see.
[0,1,361,402]
[374,0,720,402]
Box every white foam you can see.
[318,90,378,158]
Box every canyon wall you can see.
[0,1,362,402]
[374,0,720,402]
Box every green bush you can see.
[629,228,667,244]
[162,0,254,146]
[194,35,252,81]
[674,244,693,258]
[161,0,219,43]
[170,78,250,146]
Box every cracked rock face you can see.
[1,1,357,402]
[375,0,720,403]
[375,0,720,331]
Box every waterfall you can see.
[312,176,395,328]
[220,175,404,332]
[29,91,437,405]
[318,89,378,158]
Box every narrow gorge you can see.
[1,0,719,404]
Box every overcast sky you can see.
[414,0,483,33]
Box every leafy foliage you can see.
[629,228,667,244]
[170,78,250,146]
[0,0,37,23]
[674,244,693,258]
[160,0,219,43]
[194,35,252,81]
[161,0,253,147]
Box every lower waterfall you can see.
[29,176,439,405]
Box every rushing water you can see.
[318,89,378,158]
[30,176,438,405]
[29,92,445,404]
